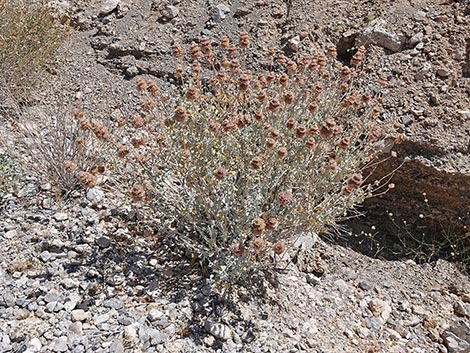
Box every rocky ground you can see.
[1,182,470,353]
[1,0,470,352]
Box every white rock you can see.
[27,338,42,352]
[356,18,402,52]
[204,320,232,341]
[148,309,164,321]
[124,325,138,340]
[100,0,120,15]
[212,4,230,22]
[369,299,392,323]
[71,309,88,322]
[4,230,17,239]
[161,5,179,19]
[288,36,301,52]
[53,212,69,221]
[86,187,104,203]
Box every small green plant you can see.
[72,33,401,284]
[0,0,69,94]
[388,195,470,270]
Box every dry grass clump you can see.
[5,99,108,195]
[0,0,69,94]
[73,33,402,284]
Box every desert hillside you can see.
[0,1,469,352]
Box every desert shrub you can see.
[6,102,108,195]
[0,0,68,93]
[73,33,400,284]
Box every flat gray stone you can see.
[86,187,104,203]
[0,292,16,307]
[44,291,63,304]
[53,212,69,221]
[443,321,470,353]
[71,309,88,322]
[52,337,68,352]
[212,3,230,22]
[100,0,120,15]
[204,320,232,341]
[109,339,124,353]
[356,18,402,52]
[160,5,178,19]
[103,298,123,310]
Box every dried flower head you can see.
[309,125,319,135]
[350,46,366,66]
[286,118,296,130]
[257,90,268,103]
[251,217,266,235]
[308,101,318,114]
[317,54,327,68]
[279,73,288,87]
[266,138,276,148]
[171,42,182,58]
[189,42,202,60]
[286,60,297,73]
[347,173,363,189]
[270,129,280,139]
[239,31,250,48]
[266,217,279,231]
[296,125,307,139]
[341,185,353,196]
[237,114,250,128]
[79,118,92,131]
[327,45,337,59]
[214,166,227,180]
[338,136,350,149]
[252,237,265,250]
[378,74,388,87]
[250,156,262,170]
[63,160,76,173]
[117,144,130,158]
[306,137,316,149]
[284,92,294,104]
[131,114,145,128]
[320,118,336,138]
[77,171,97,188]
[277,147,288,158]
[91,123,110,141]
[200,37,212,54]
[273,241,286,255]
[266,71,276,84]
[173,106,188,122]
[278,191,292,205]
[185,87,199,100]
[238,73,251,92]
[269,99,281,112]
[72,108,84,120]
[231,242,246,256]
[209,121,221,132]
[136,78,147,91]
[141,98,156,112]
[131,183,146,202]
[220,35,230,49]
